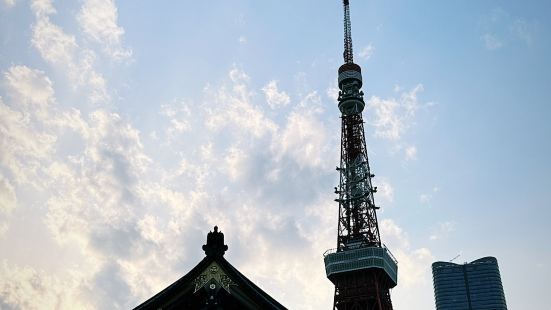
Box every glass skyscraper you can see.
[432,256,507,310]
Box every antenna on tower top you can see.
[343,0,354,64]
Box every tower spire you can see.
[324,1,398,309]
[343,0,354,63]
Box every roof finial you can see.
[203,226,228,257]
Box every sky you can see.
[0,0,550,309]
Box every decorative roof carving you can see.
[193,262,237,293]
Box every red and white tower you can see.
[323,1,398,309]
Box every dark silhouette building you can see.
[323,1,398,309]
[432,257,507,310]
[134,226,286,310]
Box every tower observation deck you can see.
[324,1,398,309]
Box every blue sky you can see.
[0,0,550,309]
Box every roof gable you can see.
[133,227,287,310]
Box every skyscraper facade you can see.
[432,257,507,310]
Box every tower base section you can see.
[332,269,393,310]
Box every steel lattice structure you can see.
[336,112,380,249]
[324,1,398,310]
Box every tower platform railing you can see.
[323,244,398,287]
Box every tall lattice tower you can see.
[323,1,398,309]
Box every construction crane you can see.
[450,254,461,263]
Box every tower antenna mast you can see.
[343,0,354,64]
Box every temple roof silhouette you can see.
[133,226,287,310]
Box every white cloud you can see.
[262,80,290,109]
[419,193,431,204]
[160,101,192,140]
[481,33,503,50]
[273,110,327,169]
[0,175,17,214]
[31,18,78,66]
[30,0,55,17]
[205,67,277,138]
[0,61,164,308]
[358,43,374,60]
[3,65,54,110]
[0,262,91,310]
[479,8,506,50]
[374,178,394,203]
[480,8,537,50]
[268,91,333,171]
[137,215,165,244]
[221,146,247,181]
[429,221,455,241]
[380,218,409,249]
[488,7,507,23]
[77,0,132,60]
[405,145,417,160]
[3,0,17,8]
[366,84,424,141]
[420,186,439,206]
[0,174,17,237]
[394,247,434,286]
[44,109,151,245]
[325,82,339,101]
[380,219,435,309]
[229,66,249,83]
[31,1,109,103]
[238,35,247,44]
[510,18,535,46]
[0,68,57,186]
